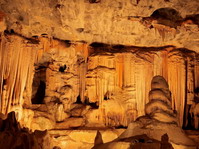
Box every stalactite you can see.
[134,51,154,117]
[0,34,38,120]
[79,63,86,103]
[85,46,198,128]
[115,54,124,88]
[168,51,186,127]
[1,33,197,129]
[153,24,176,41]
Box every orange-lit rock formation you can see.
[0,0,199,148]
[0,34,199,132]
[92,76,196,149]
[1,0,199,51]
[0,111,51,149]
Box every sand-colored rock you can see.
[55,118,85,129]
[92,76,197,149]
[0,34,198,129]
[0,111,51,149]
[49,129,125,149]
[0,0,199,51]
[31,116,54,131]
[0,1,198,148]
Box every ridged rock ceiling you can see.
[0,0,199,50]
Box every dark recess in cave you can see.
[89,102,99,109]
[59,65,67,72]
[183,105,195,130]
[75,95,82,104]
[31,80,46,104]
[64,40,72,47]
[89,0,100,3]
[90,42,109,48]
[151,7,183,28]
[84,96,99,109]
[104,92,110,100]
[31,66,47,104]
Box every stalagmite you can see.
[0,0,199,148]
[92,76,197,149]
[0,33,197,131]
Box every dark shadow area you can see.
[90,42,109,48]
[151,7,183,28]
[89,0,101,3]
[59,64,67,72]
[31,81,46,104]
[183,105,195,130]
[31,66,47,104]
[184,14,199,25]
[104,92,110,100]
[151,8,182,21]
[75,95,82,104]
[84,96,99,109]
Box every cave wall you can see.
[0,1,199,148]
[0,34,199,130]
[85,45,198,127]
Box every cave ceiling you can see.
[0,0,199,51]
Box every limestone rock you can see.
[0,34,199,136]
[0,11,6,33]
[31,116,54,131]
[0,111,51,149]
[1,0,199,51]
[55,103,70,122]
[92,76,197,149]
[145,76,175,123]
[70,104,90,117]
[49,129,125,149]
[55,118,85,129]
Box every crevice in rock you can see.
[31,80,46,104]
[59,64,67,72]
[75,95,82,104]
[89,0,101,4]
[31,66,47,104]
[104,92,109,100]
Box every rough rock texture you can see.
[0,0,199,51]
[1,34,199,131]
[92,76,197,149]
[0,1,199,148]
[0,111,51,149]
[93,133,175,149]
[49,129,124,149]
[85,44,199,128]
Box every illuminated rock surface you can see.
[0,0,199,148]
[0,34,199,148]
[92,76,196,149]
[0,0,199,51]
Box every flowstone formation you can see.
[1,33,199,148]
[145,75,176,124]
[92,76,197,149]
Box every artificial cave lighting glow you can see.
[0,0,199,148]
